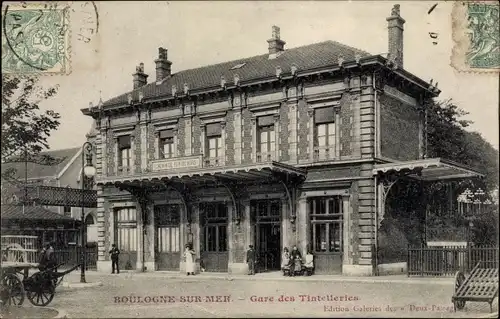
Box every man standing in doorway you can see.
[109,244,120,274]
[246,245,255,275]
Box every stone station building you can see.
[81,5,481,275]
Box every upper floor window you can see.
[205,123,222,163]
[63,206,72,216]
[314,107,336,160]
[159,129,174,159]
[118,136,131,170]
[257,115,275,161]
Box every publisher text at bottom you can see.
[324,304,455,313]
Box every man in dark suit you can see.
[246,245,255,275]
[109,244,120,274]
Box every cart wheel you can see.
[1,273,25,306]
[26,273,55,307]
[454,271,466,310]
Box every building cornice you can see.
[81,55,440,118]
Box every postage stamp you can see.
[451,1,499,73]
[2,2,71,75]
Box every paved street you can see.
[42,271,498,318]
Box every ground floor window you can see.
[309,196,343,253]
[114,207,137,252]
[155,204,181,253]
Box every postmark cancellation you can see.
[451,1,499,73]
[2,2,71,76]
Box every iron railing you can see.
[203,156,224,167]
[21,185,97,207]
[256,152,275,163]
[29,246,98,270]
[313,146,335,162]
[407,245,499,277]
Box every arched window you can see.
[85,214,95,225]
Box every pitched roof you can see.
[0,205,78,222]
[103,40,371,107]
[2,147,81,181]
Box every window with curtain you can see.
[205,123,222,161]
[118,136,131,171]
[159,129,174,159]
[154,205,180,253]
[257,115,275,160]
[115,207,137,252]
[314,107,336,159]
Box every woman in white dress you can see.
[184,244,196,276]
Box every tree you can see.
[1,76,62,191]
[426,99,499,190]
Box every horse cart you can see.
[0,262,80,308]
[452,261,499,313]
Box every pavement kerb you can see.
[72,272,455,285]
[478,312,499,319]
[61,281,103,288]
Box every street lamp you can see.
[80,142,96,283]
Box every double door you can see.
[200,202,228,272]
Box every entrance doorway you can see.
[154,204,181,271]
[252,200,281,272]
[200,202,228,272]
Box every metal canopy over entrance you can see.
[98,161,306,185]
[372,158,484,182]
[372,157,484,275]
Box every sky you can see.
[26,1,499,150]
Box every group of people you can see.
[280,246,314,276]
[245,245,314,276]
[107,243,314,276]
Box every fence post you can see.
[407,245,410,277]
[420,244,424,277]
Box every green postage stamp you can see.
[2,2,71,75]
[452,1,499,72]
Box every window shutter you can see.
[206,123,222,137]
[118,135,131,148]
[159,129,174,139]
[314,107,335,124]
[258,115,274,127]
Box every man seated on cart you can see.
[38,242,57,271]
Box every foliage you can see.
[471,205,499,246]
[1,76,61,166]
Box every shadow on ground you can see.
[0,306,59,319]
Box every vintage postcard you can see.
[1,1,498,319]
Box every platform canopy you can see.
[372,158,484,182]
[98,161,306,187]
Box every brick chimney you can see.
[386,4,405,67]
[267,26,286,55]
[155,47,172,82]
[133,63,149,89]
